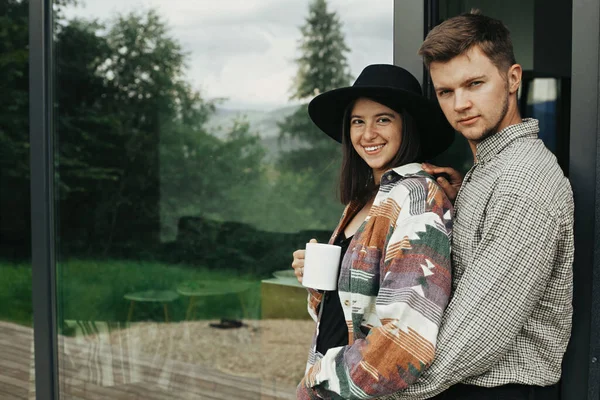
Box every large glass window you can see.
[0,0,35,397]
[53,0,392,397]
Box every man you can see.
[388,10,574,400]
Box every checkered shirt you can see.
[386,119,574,399]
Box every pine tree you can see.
[291,0,353,100]
[279,0,352,145]
[274,0,351,229]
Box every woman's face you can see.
[349,97,403,183]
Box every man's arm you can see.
[388,193,564,399]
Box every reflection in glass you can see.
[519,73,571,172]
[523,78,558,152]
[54,0,392,397]
[0,0,35,397]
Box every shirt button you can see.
[344,300,350,306]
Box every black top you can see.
[316,233,352,355]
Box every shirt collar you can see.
[390,162,423,177]
[476,118,539,163]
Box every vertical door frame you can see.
[29,0,59,397]
[564,0,600,399]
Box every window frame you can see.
[29,0,59,398]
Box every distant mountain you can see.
[205,104,308,162]
[205,104,299,139]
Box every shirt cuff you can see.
[297,378,331,399]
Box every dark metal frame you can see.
[422,0,439,99]
[393,0,425,86]
[29,0,58,398]
[562,0,600,398]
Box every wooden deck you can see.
[0,321,296,399]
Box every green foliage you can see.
[159,117,267,239]
[274,0,350,232]
[270,154,343,229]
[0,262,32,326]
[56,259,261,322]
[0,0,78,191]
[166,215,331,277]
[0,2,347,331]
[290,0,353,100]
[0,0,31,255]
[1,0,343,264]
[54,10,200,250]
[278,103,334,145]
[0,0,29,178]
[0,259,262,326]
[52,10,270,253]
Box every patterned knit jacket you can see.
[298,163,453,400]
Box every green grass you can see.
[1,259,263,329]
[0,261,34,326]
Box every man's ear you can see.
[507,64,522,94]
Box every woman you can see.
[292,64,455,399]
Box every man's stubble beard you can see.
[469,81,511,144]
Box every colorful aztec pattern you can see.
[299,163,453,400]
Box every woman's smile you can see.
[363,144,386,154]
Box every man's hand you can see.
[422,162,463,202]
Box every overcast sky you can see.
[63,0,394,110]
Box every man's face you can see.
[429,46,520,144]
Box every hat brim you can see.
[308,86,455,160]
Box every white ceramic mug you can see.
[302,243,342,291]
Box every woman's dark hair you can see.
[339,98,422,205]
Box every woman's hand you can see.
[421,162,463,202]
[292,238,317,284]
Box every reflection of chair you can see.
[124,290,179,322]
[176,280,251,320]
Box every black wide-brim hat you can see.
[308,64,454,160]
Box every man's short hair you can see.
[418,9,517,74]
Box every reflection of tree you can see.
[1,0,349,266]
[276,0,352,230]
[290,0,353,100]
[56,10,212,253]
[55,10,270,253]
[0,0,33,256]
[0,3,270,257]
[159,118,266,241]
